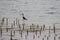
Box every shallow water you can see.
[0,0,60,40]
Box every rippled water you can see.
[0,0,60,25]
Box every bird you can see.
[22,13,27,20]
